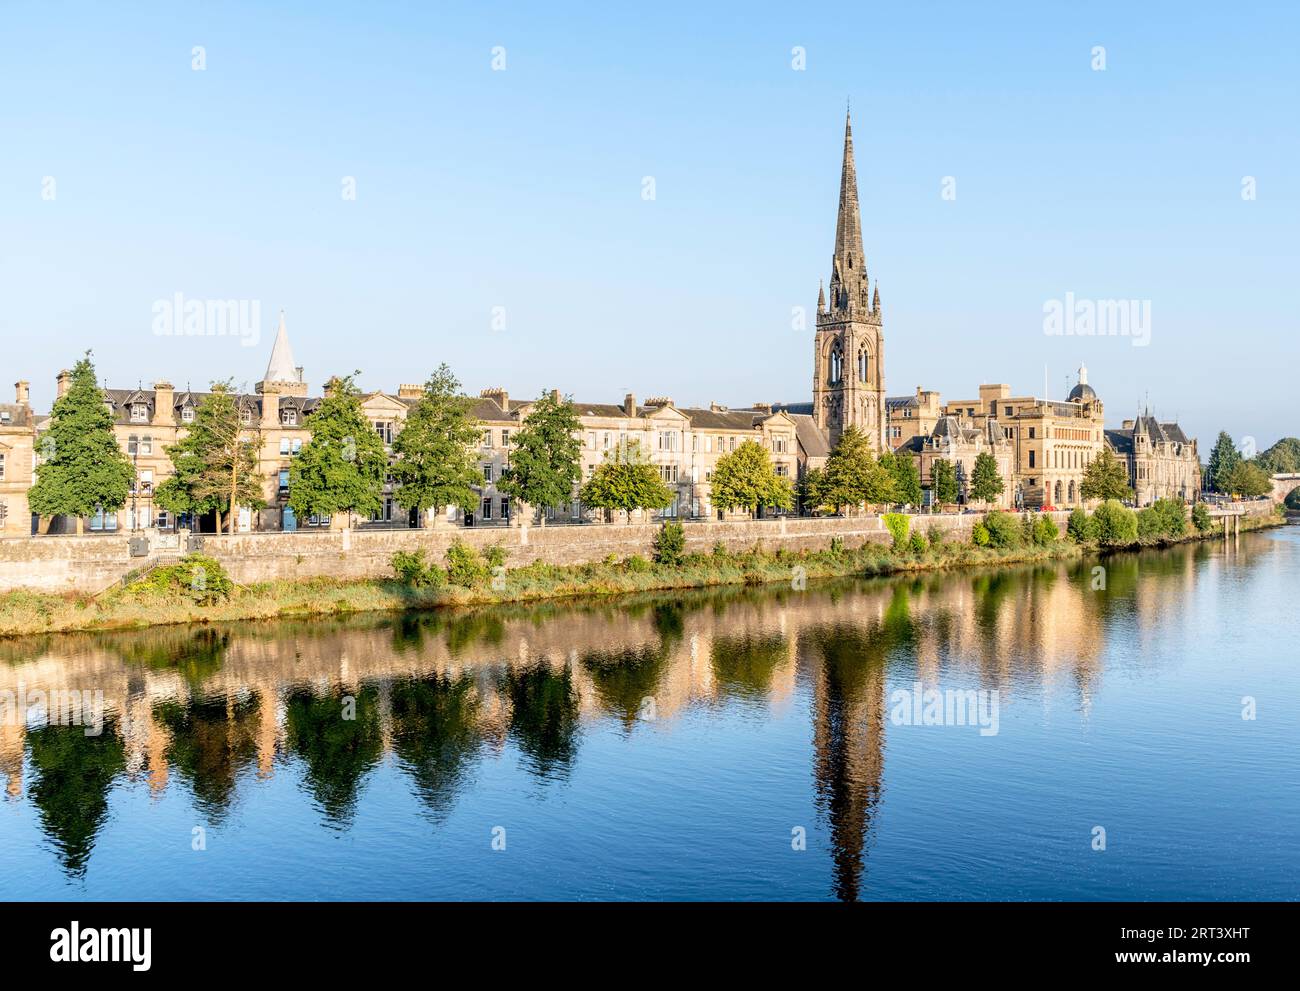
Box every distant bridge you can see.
[1271,473,1300,504]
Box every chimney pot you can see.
[14,380,30,406]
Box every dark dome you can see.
[1068,383,1097,402]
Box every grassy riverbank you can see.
[0,510,1285,637]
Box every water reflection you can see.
[0,533,1286,898]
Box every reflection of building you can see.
[1106,413,1201,506]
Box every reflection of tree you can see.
[500,661,580,781]
[153,693,261,822]
[710,632,787,702]
[582,645,668,731]
[389,673,484,822]
[26,718,126,877]
[106,627,230,686]
[803,620,889,902]
[283,685,383,827]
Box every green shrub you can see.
[1020,513,1035,545]
[391,549,444,588]
[908,531,927,555]
[445,539,489,587]
[927,525,944,549]
[829,536,845,554]
[883,512,910,551]
[971,522,990,547]
[1152,498,1187,538]
[484,543,509,569]
[1137,507,1163,540]
[1191,502,1212,533]
[1066,507,1095,543]
[982,511,1019,549]
[1033,514,1059,546]
[653,521,686,566]
[712,541,730,558]
[1093,499,1139,546]
[138,553,233,605]
[625,554,652,573]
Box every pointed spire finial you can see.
[831,107,866,292]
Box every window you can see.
[282,408,297,426]
[502,430,510,447]
[138,469,153,495]
[501,498,510,520]
[1005,406,1013,417]
[729,437,736,452]
[829,344,843,385]
[280,438,290,456]
[483,464,493,482]
[588,432,596,448]
[658,431,677,452]
[481,430,492,447]
[90,508,118,531]
[292,439,302,455]
[1028,450,1036,469]
[776,464,789,477]
[481,498,493,520]
[278,469,290,495]
[141,436,152,456]
[691,435,698,452]
[0,453,5,480]
[156,510,170,529]
[181,407,195,423]
[241,407,253,425]
[1028,427,1036,439]
[131,403,147,422]
[774,435,789,453]
[375,421,393,444]
[857,348,869,382]
[659,465,679,483]
[603,432,611,449]
[128,435,139,455]
[704,436,712,453]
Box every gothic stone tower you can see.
[813,110,886,450]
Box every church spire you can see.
[263,309,299,384]
[832,110,863,293]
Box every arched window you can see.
[1068,480,1076,504]
[829,344,843,385]
[1054,481,1062,505]
[857,348,869,383]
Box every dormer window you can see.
[181,407,195,424]
[240,407,252,425]
[131,403,147,422]
[282,408,297,426]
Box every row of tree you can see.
[1205,431,1280,499]
[26,355,802,533]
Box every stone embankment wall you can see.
[0,503,1278,593]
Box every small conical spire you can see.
[817,280,826,312]
[872,282,880,312]
[263,309,299,384]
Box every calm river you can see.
[2,528,1297,901]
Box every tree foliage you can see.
[288,374,388,522]
[579,439,673,522]
[819,426,892,511]
[969,451,1005,506]
[1080,447,1131,503]
[1207,431,1241,493]
[154,382,264,533]
[391,364,482,521]
[498,389,583,524]
[1093,498,1138,546]
[1223,460,1271,498]
[931,458,958,506]
[28,354,134,526]
[882,451,922,506]
[1255,437,1300,474]
[709,440,793,515]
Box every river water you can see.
[2,528,1297,901]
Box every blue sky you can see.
[2,1,1296,450]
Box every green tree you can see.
[1206,431,1241,493]
[1255,437,1300,474]
[288,374,388,526]
[1093,498,1138,546]
[1191,502,1213,533]
[969,452,1005,507]
[1067,506,1095,542]
[28,354,134,534]
[1080,447,1131,503]
[886,451,922,507]
[579,439,674,523]
[931,458,958,507]
[392,365,483,525]
[710,440,793,517]
[155,382,264,534]
[1223,460,1271,498]
[821,426,892,512]
[498,389,583,526]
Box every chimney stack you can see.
[56,369,72,399]
[624,392,636,417]
[14,381,29,406]
[152,381,175,425]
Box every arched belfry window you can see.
[857,347,869,383]
[829,344,843,385]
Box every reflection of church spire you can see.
[804,625,887,902]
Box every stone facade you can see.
[0,383,36,537]
[1106,414,1201,506]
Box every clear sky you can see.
[2,1,1296,451]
